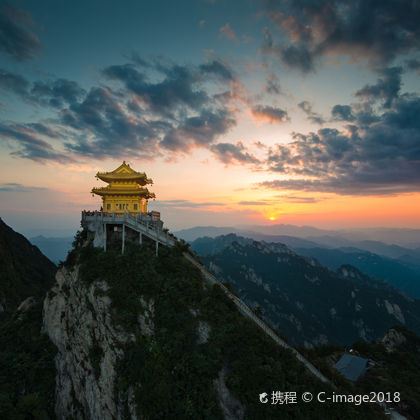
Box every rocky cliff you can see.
[41,235,382,419]
[43,265,138,419]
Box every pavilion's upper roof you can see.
[95,161,153,185]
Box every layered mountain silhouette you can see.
[192,234,420,347]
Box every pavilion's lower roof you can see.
[92,187,155,199]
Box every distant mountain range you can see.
[294,247,420,299]
[181,226,420,299]
[28,225,420,299]
[177,224,420,248]
[175,225,420,257]
[191,234,420,347]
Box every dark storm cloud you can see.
[331,104,356,122]
[104,58,238,115]
[355,67,402,108]
[261,28,315,73]
[331,68,404,125]
[63,59,237,159]
[161,109,236,151]
[103,62,208,116]
[0,122,71,163]
[62,87,160,159]
[298,100,325,124]
[280,44,315,73]
[26,122,59,138]
[199,60,235,81]
[3,55,238,163]
[210,142,260,165]
[0,3,41,61]
[261,0,420,71]
[260,92,420,195]
[0,68,29,96]
[405,58,420,73]
[30,79,86,108]
[251,105,289,123]
[0,68,85,108]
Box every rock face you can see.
[214,367,245,420]
[43,266,145,419]
[381,328,407,351]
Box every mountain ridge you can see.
[195,235,420,347]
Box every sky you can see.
[1,0,420,236]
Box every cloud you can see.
[103,62,208,116]
[298,100,325,124]
[330,67,404,125]
[210,142,260,165]
[160,109,236,151]
[260,90,420,195]
[219,23,236,41]
[0,3,41,61]
[405,58,420,74]
[0,183,48,192]
[251,104,290,123]
[62,86,160,159]
[157,199,223,208]
[0,68,29,96]
[0,68,85,108]
[30,78,86,108]
[2,53,241,164]
[60,57,238,160]
[0,122,72,163]
[280,44,315,73]
[283,196,320,203]
[355,67,402,108]
[331,105,356,122]
[261,27,315,73]
[265,73,282,95]
[238,200,268,205]
[261,0,420,72]
[199,59,235,81]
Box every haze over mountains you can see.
[190,234,420,347]
[27,223,420,300]
[179,225,420,299]
[176,224,420,248]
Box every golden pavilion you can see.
[91,161,155,214]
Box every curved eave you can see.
[91,187,155,199]
[96,173,153,185]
